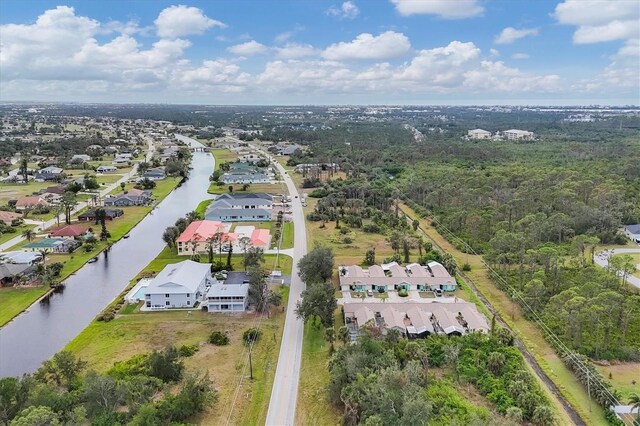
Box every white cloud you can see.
[323,31,411,61]
[390,0,483,19]
[495,27,539,44]
[489,48,500,57]
[511,53,529,59]
[275,43,319,59]
[554,0,639,44]
[155,5,225,39]
[275,31,294,43]
[327,1,360,19]
[228,40,269,56]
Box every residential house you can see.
[43,185,66,195]
[206,271,250,312]
[205,193,273,222]
[15,196,50,211]
[0,211,22,225]
[49,224,93,240]
[502,129,535,140]
[144,260,211,309]
[0,263,34,286]
[343,301,489,339]
[104,189,152,207]
[34,166,64,182]
[220,164,270,184]
[276,144,303,155]
[71,154,91,162]
[78,208,124,222]
[238,153,263,164]
[24,238,79,253]
[338,261,456,293]
[293,163,340,173]
[142,168,166,180]
[176,220,234,255]
[96,165,118,173]
[112,156,131,165]
[467,129,491,139]
[625,224,640,243]
[0,251,42,265]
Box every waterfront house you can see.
[144,260,211,309]
[206,271,250,312]
[205,193,273,222]
[78,208,124,222]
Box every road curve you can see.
[264,153,308,425]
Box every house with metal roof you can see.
[23,238,80,253]
[205,193,273,222]
[144,260,212,309]
[624,224,640,243]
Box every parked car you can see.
[366,290,373,297]
[435,289,443,297]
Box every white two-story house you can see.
[145,260,212,309]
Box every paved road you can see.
[0,141,154,252]
[594,248,640,289]
[257,151,308,425]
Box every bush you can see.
[343,236,354,244]
[462,263,471,272]
[208,331,230,346]
[178,344,200,357]
[398,289,408,297]
[339,226,349,235]
[362,223,381,233]
[243,328,262,346]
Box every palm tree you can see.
[338,326,350,345]
[38,248,51,268]
[630,393,640,418]
[325,327,336,353]
[22,229,35,242]
[19,156,28,183]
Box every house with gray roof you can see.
[205,193,273,222]
[206,271,250,312]
[624,224,640,243]
[144,260,212,309]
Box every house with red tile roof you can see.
[176,220,234,256]
[250,228,271,248]
[0,211,22,225]
[15,196,50,211]
[49,224,93,240]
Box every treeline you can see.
[0,347,215,425]
[328,330,555,425]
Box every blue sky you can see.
[0,0,638,105]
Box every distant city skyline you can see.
[1,0,638,105]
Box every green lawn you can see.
[0,286,49,326]
[211,148,239,171]
[194,199,211,217]
[296,316,342,425]
[0,181,51,205]
[279,222,294,250]
[0,223,35,246]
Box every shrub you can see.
[462,263,471,272]
[208,331,230,346]
[343,236,354,244]
[178,344,200,357]
[362,223,381,233]
[398,289,408,297]
[243,328,262,346]
[339,227,349,235]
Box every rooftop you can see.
[177,220,227,243]
[147,260,211,294]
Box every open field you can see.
[0,181,51,204]
[65,295,288,425]
[0,286,49,326]
[595,363,640,400]
[399,203,606,425]
[211,148,239,170]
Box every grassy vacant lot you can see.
[0,286,49,326]
[0,223,35,246]
[211,148,239,171]
[0,181,51,205]
[0,178,182,328]
[399,203,605,426]
[65,298,287,425]
[296,317,342,426]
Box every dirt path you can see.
[399,204,589,426]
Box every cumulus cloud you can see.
[275,43,319,59]
[322,31,411,61]
[390,0,483,19]
[228,40,269,56]
[554,0,639,44]
[495,27,539,44]
[155,5,225,39]
[326,1,360,19]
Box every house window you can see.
[165,301,170,306]
[221,304,229,310]
[186,301,190,305]
[165,293,170,298]
[146,302,150,307]
[186,293,190,298]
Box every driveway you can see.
[594,248,640,289]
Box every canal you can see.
[0,135,213,377]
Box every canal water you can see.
[0,135,213,377]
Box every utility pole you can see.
[249,349,253,380]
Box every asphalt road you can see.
[594,247,640,289]
[264,154,308,425]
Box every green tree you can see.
[244,247,265,270]
[295,281,337,328]
[298,246,334,283]
[21,229,34,242]
[10,405,60,426]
